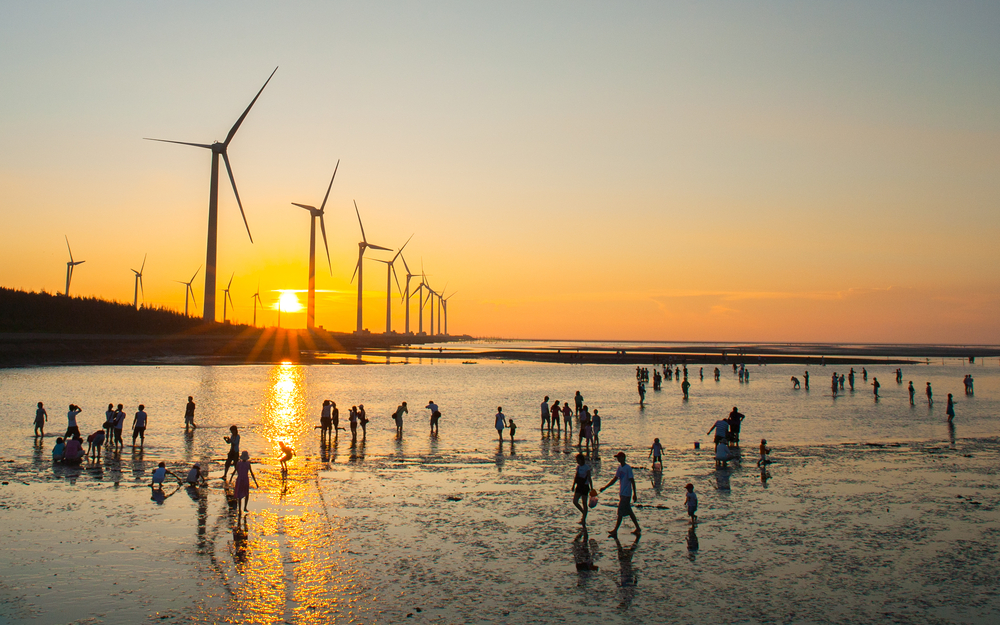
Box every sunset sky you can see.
[2,2,998,342]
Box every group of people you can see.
[319,399,446,441]
[39,401,154,463]
[706,407,746,468]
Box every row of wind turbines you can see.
[61,67,456,336]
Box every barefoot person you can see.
[65,404,82,439]
[131,404,148,448]
[600,452,640,537]
[184,396,197,429]
[222,426,240,481]
[320,400,333,438]
[571,453,594,524]
[34,402,48,437]
[392,402,407,435]
[946,393,956,421]
[685,483,698,524]
[494,407,507,442]
[426,400,441,435]
[278,441,294,471]
[234,451,259,513]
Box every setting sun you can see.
[276,291,303,313]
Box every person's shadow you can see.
[613,535,639,610]
[687,526,699,561]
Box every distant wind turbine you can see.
[63,236,85,296]
[131,254,146,309]
[145,67,277,323]
[400,253,420,334]
[221,273,235,324]
[442,290,457,336]
[423,281,438,337]
[436,283,449,335]
[350,201,391,333]
[372,234,412,334]
[175,266,201,316]
[291,161,337,330]
[251,283,262,327]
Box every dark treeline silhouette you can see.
[0,288,214,335]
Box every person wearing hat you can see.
[186,463,207,486]
[600,451,640,537]
[234,451,259,513]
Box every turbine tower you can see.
[291,161,337,330]
[442,291,456,336]
[400,254,420,334]
[436,284,449,335]
[423,283,438,336]
[145,67,276,323]
[175,266,200,316]
[131,254,146,309]
[221,273,235,324]
[63,236,85,296]
[251,284,262,327]
[350,201,391,333]
[372,235,412,334]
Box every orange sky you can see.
[1,3,998,342]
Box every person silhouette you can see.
[946,393,955,421]
[872,378,880,398]
[908,381,915,405]
[926,382,933,405]
[184,396,197,429]
[494,407,507,442]
[34,402,48,437]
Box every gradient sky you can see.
[2,2,998,342]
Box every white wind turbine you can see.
[221,273,235,324]
[175,266,200,316]
[131,254,146,309]
[145,67,276,322]
[371,234,413,334]
[436,284,449,335]
[350,202,391,333]
[63,236,85,296]
[423,281,438,336]
[291,161,337,330]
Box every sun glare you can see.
[277,291,303,312]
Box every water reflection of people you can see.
[573,528,599,575]
[495,442,505,472]
[948,420,956,446]
[760,467,771,487]
[715,470,731,491]
[687,526,699,560]
[612,535,639,609]
[231,515,249,566]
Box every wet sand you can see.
[2,436,998,624]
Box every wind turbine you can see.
[63,236,85,296]
[131,254,146,309]
[291,161,337,330]
[436,283,449,335]
[145,67,277,323]
[221,273,235,324]
[350,201,391,333]
[251,283,262,327]
[372,235,412,334]
[423,282,438,336]
[442,290,457,336]
[400,253,421,334]
[175,266,201,316]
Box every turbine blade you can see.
[190,286,197,309]
[350,249,363,284]
[292,203,317,211]
[354,201,368,243]
[140,253,146,273]
[391,264,401,294]
[368,243,392,252]
[393,233,414,262]
[190,265,202,283]
[223,151,253,243]
[65,235,73,262]
[225,67,278,146]
[139,275,144,298]
[400,253,411,276]
[319,214,332,275]
[143,138,214,149]
[319,159,339,213]
[227,272,234,290]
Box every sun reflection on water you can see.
[261,362,308,464]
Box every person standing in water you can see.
[331,401,341,433]
[426,400,442,435]
[681,377,690,399]
[234,451,259,513]
[926,382,933,405]
[649,438,663,469]
[278,441,294,471]
[684,483,698,524]
[574,391,584,416]
[872,378,880,398]
[104,403,115,443]
[562,402,573,432]
[908,381,915,405]
[131,404,148,448]
[571,453,594,524]
[34,402,48,437]
[509,419,517,442]
[184,396,197,429]
[495,407,507,442]
[592,409,602,446]
[803,370,809,389]
[637,382,645,405]
[392,402,407,435]
[65,404,82,439]
[551,400,562,433]
[320,400,333,438]
[113,404,126,450]
[349,406,359,441]
[222,425,241,481]
[600,452,640,537]
[946,394,956,421]
[358,404,368,438]
[540,396,550,430]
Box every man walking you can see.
[600,452,641,538]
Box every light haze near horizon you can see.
[1,2,998,342]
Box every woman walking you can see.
[234,451,259,513]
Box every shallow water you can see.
[0,359,998,623]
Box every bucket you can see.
[588,488,599,508]
[693,442,700,450]
[652,461,662,471]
